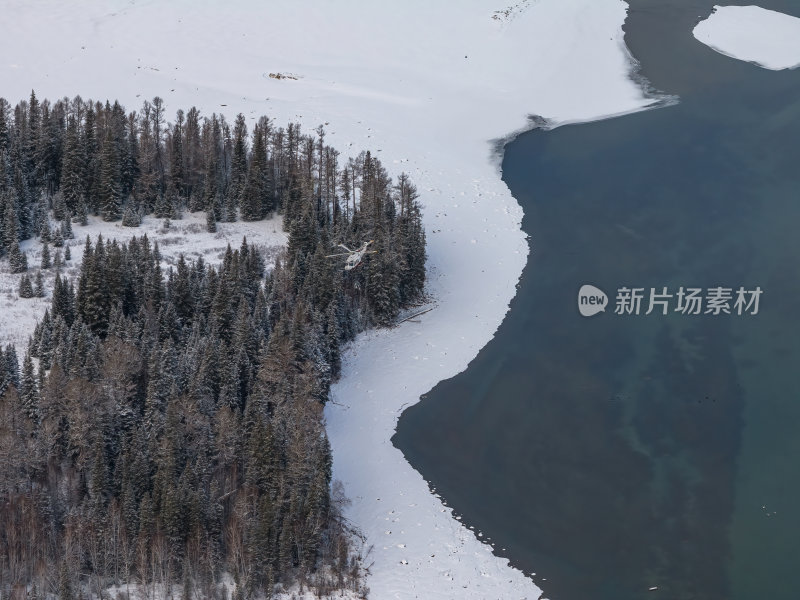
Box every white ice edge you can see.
[2,1,660,598]
[693,5,800,70]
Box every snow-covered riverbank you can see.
[2,1,655,597]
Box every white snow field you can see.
[693,5,800,70]
[2,0,660,598]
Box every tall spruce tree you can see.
[83,104,99,212]
[98,128,121,220]
[60,115,85,214]
[40,239,50,269]
[18,273,34,298]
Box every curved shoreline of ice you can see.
[693,5,800,70]
[2,1,658,597]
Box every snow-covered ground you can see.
[103,572,363,600]
[2,1,660,598]
[693,5,800,70]
[0,212,286,351]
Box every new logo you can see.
[578,284,608,317]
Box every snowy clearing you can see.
[1,0,658,598]
[693,5,800,70]
[0,212,286,352]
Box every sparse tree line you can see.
[0,93,427,598]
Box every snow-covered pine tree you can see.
[205,207,217,233]
[60,115,85,214]
[122,201,141,227]
[170,114,185,199]
[0,98,9,153]
[8,240,27,273]
[230,113,248,205]
[98,129,122,221]
[24,91,41,191]
[61,216,73,239]
[39,220,51,243]
[82,105,99,213]
[18,273,34,298]
[240,122,270,221]
[51,273,75,326]
[221,185,236,222]
[19,352,39,422]
[34,270,44,297]
[77,235,110,335]
[2,191,20,252]
[40,239,50,269]
[51,190,67,222]
[74,198,89,225]
[1,345,20,394]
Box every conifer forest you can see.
[0,93,427,598]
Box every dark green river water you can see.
[394,2,800,599]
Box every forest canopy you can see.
[0,93,426,599]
